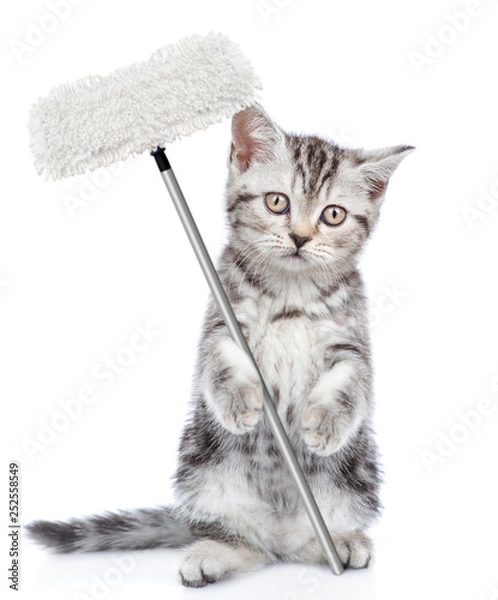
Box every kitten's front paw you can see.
[217,382,263,435]
[301,400,348,456]
[208,338,264,435]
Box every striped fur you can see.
[26,107,413,587]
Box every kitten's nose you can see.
[289,232,311,249]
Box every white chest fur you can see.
[234,291,349,415]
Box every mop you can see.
[28,32,343,576]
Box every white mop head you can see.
[29,33,262,180]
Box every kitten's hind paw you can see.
[179,543,229,588]
[178,539,265,587]
[335,531,373,570]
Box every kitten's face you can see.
[225,107,413,280]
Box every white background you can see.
[2,1,498,599]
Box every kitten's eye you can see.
[265,192,290,215]
[321,205,347,226]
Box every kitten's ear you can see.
[230,106,283,171]
[357,145,415,201]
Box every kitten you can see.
[27,106,413,587]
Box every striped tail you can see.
[25,506,194,553]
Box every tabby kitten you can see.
[27,107,413,587]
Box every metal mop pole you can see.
[152,148,344,576]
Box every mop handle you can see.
[152,148,343,576]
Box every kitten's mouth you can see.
[278,248,311,269]
[288,250,306,261]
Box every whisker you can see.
[225,245,263,292]
[222,238,270,292]
[238,248,268,297]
